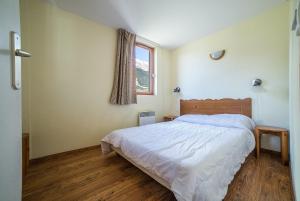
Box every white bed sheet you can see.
[101,119,255,201]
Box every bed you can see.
[101,98,255,201]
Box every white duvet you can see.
[101,114,255,201]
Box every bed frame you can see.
[112,147,171,189]
[111,98,252,190]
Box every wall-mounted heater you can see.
[139,112,156,126]
[292,1,300,36]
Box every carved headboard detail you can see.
[180,98,252,118]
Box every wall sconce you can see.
[173,87,180,93]
[209,50,226,60]
[252,79,262,86]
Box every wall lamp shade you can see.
[252,79,262,86]
[209,50,225,60]
[173,87,180,93]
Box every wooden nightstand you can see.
[254,125,288,165]
[163,115,178,122]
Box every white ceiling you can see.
[47,0,285,49]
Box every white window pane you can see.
[135,46,150,93]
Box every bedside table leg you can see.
[281,131,288,165]
[255,129,260,158]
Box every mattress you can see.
[101,114,255,201]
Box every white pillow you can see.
[175,114,255,130]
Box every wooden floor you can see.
[23,146,293,201]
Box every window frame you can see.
[135,42,155,96]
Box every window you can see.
[135,43,154,95]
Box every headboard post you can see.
[180,98,252,118]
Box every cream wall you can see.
[289,0,300,199]
[20,0,172,158]
[21,0,291,159]
[170,4,289,151]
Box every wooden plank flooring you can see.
[23,146,293,201]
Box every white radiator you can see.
[139,111,156,126]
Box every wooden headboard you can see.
[180,98,252,118]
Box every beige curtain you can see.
[110,29,137,105]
